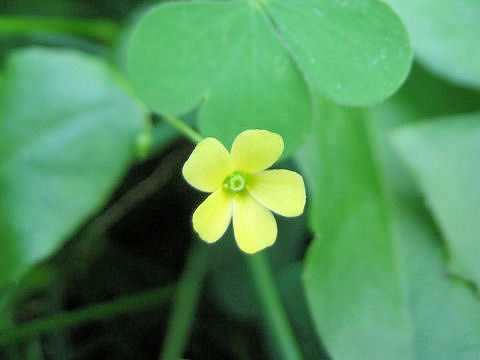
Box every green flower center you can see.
[223,171,246,193]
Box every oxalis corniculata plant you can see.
[0,0,480,359]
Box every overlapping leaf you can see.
[297,91,480,360]
[385,0,480,88]
[0,48,144,290]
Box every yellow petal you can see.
[248,169,306,217]
[232,194,277,254]
[193,189,233,243]
[182,137,233,192]
[231,130,284,173]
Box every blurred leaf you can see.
[0,0,141,20]
[265,0,412,105]
[392,113,480,288]
[112,3,154,74]
[0,0,90,17]
[297,93,480,360]
[385,0,480,88]
[0,47,144,290]
[0,291,12,330]
[0,31,110,59]
[389,64,480,118]
[25,338,43,360]
[128,1,311,157]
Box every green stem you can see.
[162,115,204,144]
[246,254,303,360]
[0,285,174,346]
[25,338,44,360]
[159,242,209,360]
[164,116,301,359]
[0,15,120,44]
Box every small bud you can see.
[135,130,153,158]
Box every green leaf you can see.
[392,113,480,288]
[384,0,480,88]
[265,0,412,106]
[127,1,311,157]
[0,47,144,290]
[386,64,480,119]
[297,93,480,360]
[0,290,12,330]
[128,0,413,154]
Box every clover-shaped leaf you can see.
[128,0,412,155]
[265,0,412,105]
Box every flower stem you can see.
[0,285,175,346]
[162,115,204,144]
[164,116,302,359]
[159,242,209,360]
[246,253,303,360]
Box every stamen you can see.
[223,171,246,193]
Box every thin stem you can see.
[162,116,302,359]
[0,15,120,44]
[162,115,204,144]
[246,253,303,360]
[159,242,209,360]
[25,338,44,360]
[82,148,185,237]
[0,285,174,346]
[65,148,186,275]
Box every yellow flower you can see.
[182,129,306,254]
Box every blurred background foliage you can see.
[0,0,479,359]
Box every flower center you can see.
[223,171,246,193]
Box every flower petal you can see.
[182,137,232,192]
[248,169,306,217]
[193,189,233,243]
[231,130,284,173]
[232,194,277,254]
